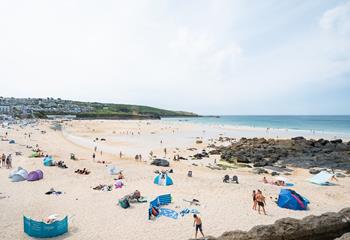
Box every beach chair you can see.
[223,175,230,183]
[187,170,192,177]
[232,175,239,184]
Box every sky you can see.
[0,0,349,115]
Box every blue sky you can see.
[0,0,349,114]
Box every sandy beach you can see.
[1,120,350,240]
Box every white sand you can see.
[0,120,349,240]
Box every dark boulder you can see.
[331,139,343,144]
[309,168,321,174]
[202,208,350,240]
[252,168,268,174]
[253,161,267,167]
[292,136,305,141]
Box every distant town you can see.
[0,97,197,120]
[0,97,92,120]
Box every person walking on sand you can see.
[92,153,96,162]
[119,151,123,159]
[193,214,204,239]
[164,148,167,157]
[256,190,266,215]
[252,190,257,210]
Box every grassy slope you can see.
[43,101,198,119]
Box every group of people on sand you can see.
[252,190,267,215]
[134,154,142,161]
[263,176,286,186]
[1,153,12,169]
[75,168,90,175]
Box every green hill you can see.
[36,100,198,119]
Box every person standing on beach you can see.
[252,190,257,210]
[92,153,96,162]
[193,214,204,239]
[1,153,5,167]
[256,190,266,215]
[119,151,123,159]
[94,146,97,152]
[164,148,167,157]
[6,154,12,169]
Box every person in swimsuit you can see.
[193,214,204,239]
[252,190,257,210]
[256,190,266,215]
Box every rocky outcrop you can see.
[216,137,350,170]
[192,208,350,240]
[336,232,350,240]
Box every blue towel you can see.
[158,208,178,219]
[180,208,199,217]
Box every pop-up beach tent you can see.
[107,165,122,175]
[9,167,23,178]
[308,171,335,185]
[277,189,309,210]
[43,156,54,166]
[24,216,68,238]
[27,170,44,181]
[154,173,173,186]
[11,169,28,182]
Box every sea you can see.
[164,115,350,135]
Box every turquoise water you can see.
[163,116,350,134]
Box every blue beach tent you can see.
[154,173,173,186]
[24,216,68,238]
[149,194,172,219]
[277,189,309,211]
[43,156,54,166]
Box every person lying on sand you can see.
[56,161,68,169]
[114,172,124,180]
[75,168,90,175]
[45,188,63,195]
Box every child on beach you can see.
[193,214,204,239]
[252,190,257,210]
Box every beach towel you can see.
[180,208,200,217]
[158,208,178,219]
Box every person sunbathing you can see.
[113,172,124,180]
[75,168,90,175]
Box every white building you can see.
[0,106,10,113]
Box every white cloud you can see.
[0,1,349,114]
[320,1,350,35]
